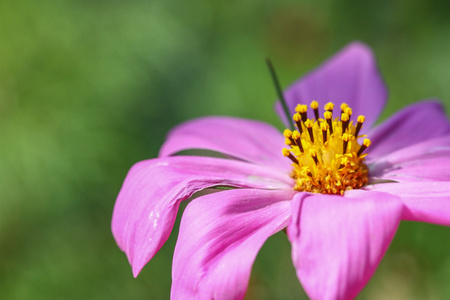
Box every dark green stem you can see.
[266,58,294,130]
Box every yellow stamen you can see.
[324,111,333,135]
[296,104,308,122]
[282,148,299,164]
[310,100,319,120]
[339,156,350,169]
[310,149,319,165]
[344,107,352,123]
[292,130,304,153]
[354,115,365,137]
[301,166,313,178]
[342,133,351,154]
[357,138,371,157]
[282,101,370,195]
[293,113,303,133]
[320,122,328,143]
[304,119,314,143]
[341,112,350,133]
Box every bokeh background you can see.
[1,0,449,299]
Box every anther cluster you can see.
[282,101,371,195]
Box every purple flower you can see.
[112,42,450,300]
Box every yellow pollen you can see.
[341,113,349,122]
[310,149,319,165]
[301,166,312,177]
[344,107,352,116]
[324,102,334,111]
[282,101,370,195]
[304,119,313,128]
[295,104,308,113]
[283,129,293,138]
[340,156,349,166]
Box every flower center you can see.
[282,101,371,195]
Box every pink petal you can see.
[367,100,450,158]
[288,190,403,300]
[369,135,450,182]
[111,156,293,277]
[171,189,295,300]
[368,182,450,226]
[159,116,290,171]
[276,42,387,131]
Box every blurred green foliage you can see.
[0,0,449,299]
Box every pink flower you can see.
[112,42,450,300]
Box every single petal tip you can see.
[132,264,143,278]
[341,41,378,67]
[347,40,371,51]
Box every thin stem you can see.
[266,58,294,130]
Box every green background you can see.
[1,0,449,299]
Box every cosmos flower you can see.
[112,42,450,300]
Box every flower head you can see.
[112,42,450,300]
